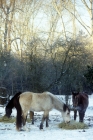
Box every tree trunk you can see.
[4,7,9,54]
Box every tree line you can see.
[0,35,93,95]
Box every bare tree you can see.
[81,0,93,39]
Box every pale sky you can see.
[31,0,91,37]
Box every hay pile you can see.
[0,115,31,123]
[59,121,88,130]
[0,116,15,123]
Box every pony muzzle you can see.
[66,121,70,124]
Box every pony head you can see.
[62,104,70,123]
[72,91,79,107]
[73,95,79,107]
[5,107,12,118]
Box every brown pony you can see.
[16,91,70,131]
[5,92,34,124]
[72,91,89,122]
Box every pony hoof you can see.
[23,127,30,131]
[26,128,30,132]
[40,127,43,129]
[79,119,83,122]
[20,129,25,131]
[40,125,43,129]
[32,122,34,125]
[16,127,22,131]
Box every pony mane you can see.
[6,92,22,109]
[46,92,67,112]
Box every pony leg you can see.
[40,111,49,129]
[79,112,83,122]
[74,110,77,120]
[29,111,34,124]
[40,116,46,129]
[22,115,27,126]
[22,111,29,131]
[46,115,49,127]
[79,112,85,122]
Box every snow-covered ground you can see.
[0,95,93,140]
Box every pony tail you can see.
[15,96,22,131]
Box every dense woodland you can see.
[0,0,93,96]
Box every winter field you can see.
[0,95,93,140]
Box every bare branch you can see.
[11,38,27,46]
[81,0,91,15]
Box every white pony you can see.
[16,91,70,131]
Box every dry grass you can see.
[59,121,88,130]
[0,115,31,123]
[0,116,15,123]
